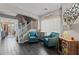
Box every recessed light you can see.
[44,8,48,10]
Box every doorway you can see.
[8,23,16,36]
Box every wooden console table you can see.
[58,37,77,55]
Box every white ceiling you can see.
[10,3,61,15]
[0,3,73,19]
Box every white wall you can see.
[64,16,79,41]
[62,3,79,41]
[41,10,61,34]
[41,16,60,33]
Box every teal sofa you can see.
[28,31,38,43]
[43,32,59,48]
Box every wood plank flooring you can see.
[0,35,59,55]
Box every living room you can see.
[0,3,79,55]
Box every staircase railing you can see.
[27,22,31,31]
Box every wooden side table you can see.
[58,37,77,55]
[77,41,79,55]
[58,38,63,54]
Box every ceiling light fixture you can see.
[44,8,48,10]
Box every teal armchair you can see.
[28,31,38,43]
[43,32,59,48]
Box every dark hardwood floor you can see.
[0,35,59,55]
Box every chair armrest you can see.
[53,36,59,39]
[28,33,31,37]
[48,37,53,39]
[48,37,58,40]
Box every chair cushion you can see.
[30,36,36,39]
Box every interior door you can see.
[4,23,8,33]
